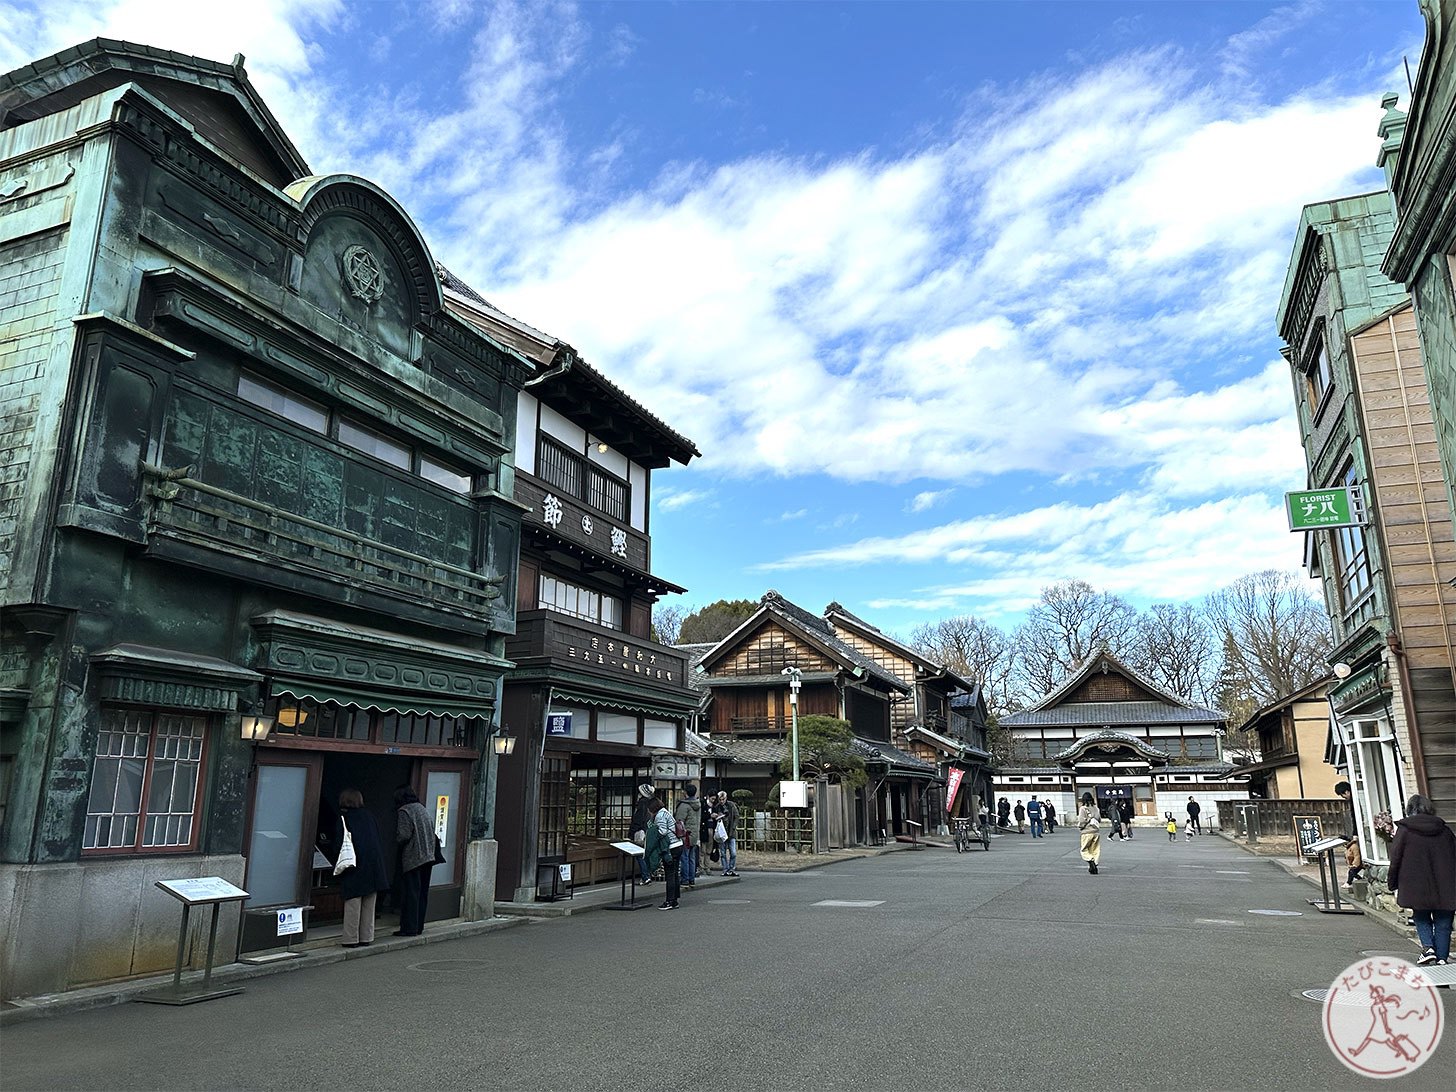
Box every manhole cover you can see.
[409,959,489,972]
[1248,909,1303,916]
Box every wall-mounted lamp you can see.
[1332,662,1352,679]
[492,725,517,756]
[240,712,275,742]
[595,441,609,453]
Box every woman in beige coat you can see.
[1077,792,1101,875]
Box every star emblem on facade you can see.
[581,515,594,535]
[342,244,384,304]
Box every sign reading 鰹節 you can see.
[1286,487,1361,531]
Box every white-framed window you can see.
[83,709,207,852]
[1345,717,1404,863]
[539,574,623,629]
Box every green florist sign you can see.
[1286,487,1361,531]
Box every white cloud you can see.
[656,488,712,511]
[907,490,954,513]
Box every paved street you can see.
[3,832,1452,1091]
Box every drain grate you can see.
[409,959,489,972]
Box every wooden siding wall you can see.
[1063,672,1160,705]
[718,622,836,676]
[836,630,917,729]
[1351,306,1456,813]
[708,683,838,733]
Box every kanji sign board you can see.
[1286,487,1361,530]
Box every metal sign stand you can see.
[137,877,251,1005]
[604,842,652,911]
[1304,836,1363,915]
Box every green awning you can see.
[272,676,496,719]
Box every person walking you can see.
[997,797,1011,830]
[393,787,436,936]
[714,790,740,876]
[1077,792,1101,875]
[333,788,390,948]
[1166,813,1178,842]
[1186,796,1202,835]
[1119,797,1135,839]
[630,783,656,885]
[1044,799,1057,833]
[675,783,702,888]
[1027,795,1044,838]
[1386,794,1456,966]
[1014,800,1026,833]
[647,792,681,910]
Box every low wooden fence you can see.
[735,809,816,854]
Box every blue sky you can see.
[2,0,1427,635]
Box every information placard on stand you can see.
[136,877,250,1005]
[603,841,652,911]
[1304,836,1363,915]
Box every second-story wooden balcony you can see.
[507,609,694,705]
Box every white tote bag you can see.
[714,819,728,843]
[333,815,357,875]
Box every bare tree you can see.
[908,614,1017,716]
[1012,580,1138,698]
[1205,570,1333,733]
[651,601,687,645]
[1126,602,1216,705]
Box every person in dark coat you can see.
[333,788,390,947]
[1387,794,1456,966]
[629,783,656,884]
[996,797,1011,829]
[394,786,436,937]
[1119,798,1135,839]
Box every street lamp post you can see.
[782,666,802,782]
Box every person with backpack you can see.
[674,783,702,888]
[647,792,680,910]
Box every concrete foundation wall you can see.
[0,852,245,1001]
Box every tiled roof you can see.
[1001,701,1224,728]
[1051,729,1170,763]
[852,738,939,774]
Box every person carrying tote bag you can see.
[334,788,390,947]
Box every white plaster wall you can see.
[538,403,585,450]
[515,390,538,472]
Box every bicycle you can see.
[953,817,974,853]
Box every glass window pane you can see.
[239,372,328,433]
[420,456,472,494]
[338,419,411,470]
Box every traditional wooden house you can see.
[1227,679,1340,801]
[995,650,1240,827]
[0,41,527,997]
[823,602,994,825]
[440,283,701,899]
[696,591,940,843]
[1276,189,1456,859]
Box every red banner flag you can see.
[946,767,965,813]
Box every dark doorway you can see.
[315,753,413,921]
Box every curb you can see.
[1216,832,1419,949]
[0,915,527,1027]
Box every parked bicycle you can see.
[953,816,991,852]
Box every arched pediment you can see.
[286,174,444,360]
[1051,730,1170,767]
